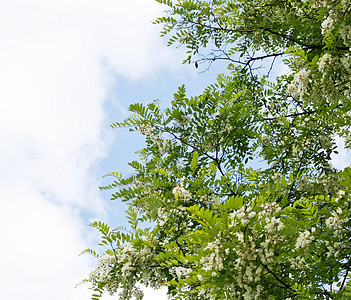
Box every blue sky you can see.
[0,1,350,300]
[0,0,223,299]
[0,0,184,299]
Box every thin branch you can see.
[340,258,351,291]
[262,264,294,291]
[257,26,349,51]
[162,127,219,169]
[246,51,285,63]
[261,110,316,121]
[257,26,323,49]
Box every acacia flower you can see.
[321,15,334,35]
[295,230,314,250]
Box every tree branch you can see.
[262,264,294,291]
[340,258,351,291]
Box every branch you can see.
[162,127,221,170]
[257,26,323,50]
[285,151,306,205]
[340,258,351,291]
[262,264,294,291]
[261,110,316,121]
[246,51,285,64]
[257,26,349,51]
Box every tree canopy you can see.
[82,0,351,299]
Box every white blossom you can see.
[201,241,223,271]
[321,15,334,35]
[131,180,144,189]
[289,256,306,269]
[295,230,314,250]
[287,69,310,98]
[318,53,333,73]
[339,25,351,47]
[264,217,284,233]
[122,244,134,255]
[248,211,256,219]
[172,185,191,201]
[137,124,152,135]
[326,208,349,229]
[175,266,192,278]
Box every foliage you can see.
[83,0,351,299]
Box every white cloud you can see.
[0,0,175,298]
[0,181,94,299]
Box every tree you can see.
[82,0,351,299]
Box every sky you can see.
[0,1,350,300]
[0,0,199,299]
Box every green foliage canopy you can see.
[82,0,351,299]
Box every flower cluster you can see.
[172,178,191,201]
[174,266,192,278]
[325,240,343,258]
[118,286,144,300]
[200,241,224,272]
[317,53,333,74]
[137,124,166,153]
[136,124,152,135]
[289,256,306,270]
[257,202,282,218]
[326,208,349,230]
[264,216,285,233]
[157,207,169,227]
[131,180,145,189]
[287,69,310,98]
[88,254,119,295]
[176,115,191,126]
[179,30,192,44]
[295,229,314,250]
[321,15,334,35]
[172,185,191,200]
[339,25,351,47]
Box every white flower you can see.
[318,53,333,73]
[172,182,191,201]
[235,232,245,243]
[287,69,310,98]
[100,254,115,264]
[131,180,144,189]
[326,209,348,229]
[121,261,134,276]
[132,287,144,300]
[175,267,192,278]
[289,256,306,269]
[197,274,204,281]
[248,211,256,219]
[139,247,150,256]
[179,31,192,44]
[201,242,223,271]
[178,115,191,126]
[339,25,351,47]
[122,244,134,254]
[295,230,314,250]
[340,54,351,72]
[241,218,249,226]
[172,186,191,200]
[264,217,284,233]
[136,124,152,134]
[321,15,334,35]
[236,211,246,220]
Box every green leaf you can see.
[190,151,199,173]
